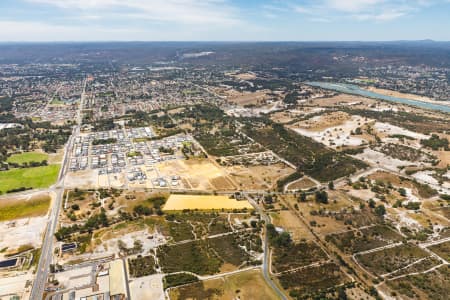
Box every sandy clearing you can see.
[373,122,428,140]
[290,115,369,148]
[411,171,439,186]
[163,194,253,211]
[0,273,33,298]
[0,216,47,255]
[130,274,164,300]
[354,148,412,171]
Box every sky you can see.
[0,0,449,42]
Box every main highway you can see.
[30,79,86,300]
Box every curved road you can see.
[247,195,288,300]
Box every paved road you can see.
[246,195,288,300]
[30,79,86,300]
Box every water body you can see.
[306,81,450,113]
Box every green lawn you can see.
[0,164,60,194]
[0,196,51,221]
[50,97,65,105]
[7,152,48,165]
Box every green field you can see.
[0,164,60,194]
[7,152,48,165]
[0,196,51,221]
[50,97,65,105]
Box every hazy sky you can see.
[0,0,449,41]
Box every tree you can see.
[368,199,376,208]
[375,204,386,216]
[299,192,307,202]
[133,204,152,216]
[328,181,335,190]
[315,190,328,204]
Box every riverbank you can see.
[365,86,450,108]
[305,81,450,113]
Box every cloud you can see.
[0,20,149,41]
[26,0,240,26]
[287,0,440,22]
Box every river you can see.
[306,82,450,113]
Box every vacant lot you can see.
[163,194,253,211]
[326,225,403,254]
[7,152,48,164]
[367,171,437,198]
[128,255,157,278]
[293,111,351,131]
[243,122,367,182]
[169,269,280,300]
[285,177,317,191]
[386,265,450,300]
[428,241,450,261]
[272,241,328,273]
[355,244,429,276]
[277,262,348,298]
[227,90,270,106]
[0,194,51,221]
[158,240,222,275]
[227,163,295,190]
[271,210,314,241]
[0,164,60,194]
[157,159,236,190]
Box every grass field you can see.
[0,164,60,194]
[7,152,48,164]
[0,195,51,221]
[162,194,253,211]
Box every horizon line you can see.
[0,39,449,44]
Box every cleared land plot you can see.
[428,241,450,261]
[277,262,348,298]
[7,151,48,164]
[163,194,253,211]
[0,215,48,252]
[0,194,50,222]
[355,244,429,276]
[227,90,270,106]
[325,225,403,254]
[292,111,352,131]
[156,159,236,190]
[169,269,280,300]
[272,241,328,273]
[227,163,295,190]
[285,177,317,191]
[0,164,60,194]
[367,171,437,199]
[386,265,450,300]
[271,210,314,241]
